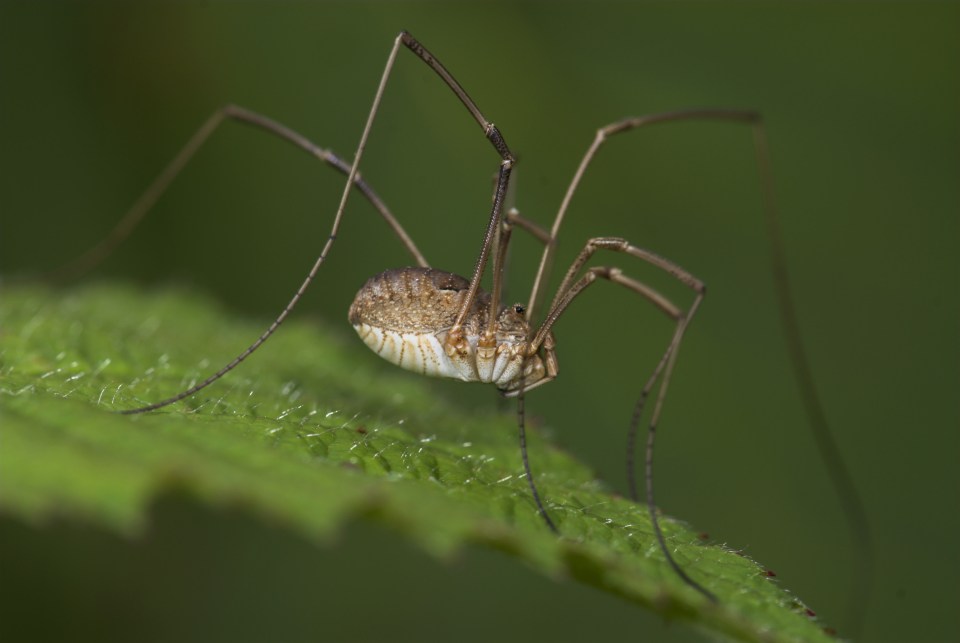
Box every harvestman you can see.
[47,32,869,606]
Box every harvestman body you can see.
[350,267,549,393]
[42,31,870,610]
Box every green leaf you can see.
[0,284,833,642]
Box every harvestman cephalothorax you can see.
[42,31,871,609]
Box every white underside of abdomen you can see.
[353,323,524,388]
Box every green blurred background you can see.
[1,2,957,641]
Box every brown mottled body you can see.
[349,267,548,393]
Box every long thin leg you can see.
[528,237,714,600]
[120,34,413,414]
[563,271,710,602]
[753,126,873,634]
[517,390,558,533]
[489,209,562,531]
[486,208,551,331]
[527,112,871,617]
[530,237,703,352]
[506,209,552,246]
[644,299,715,601]
[625,347,671,502]
[41,103,426,284]
[487,212,515,328]
[120,31,514,414]
[525,109,757,321]
[397,33,516,339]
